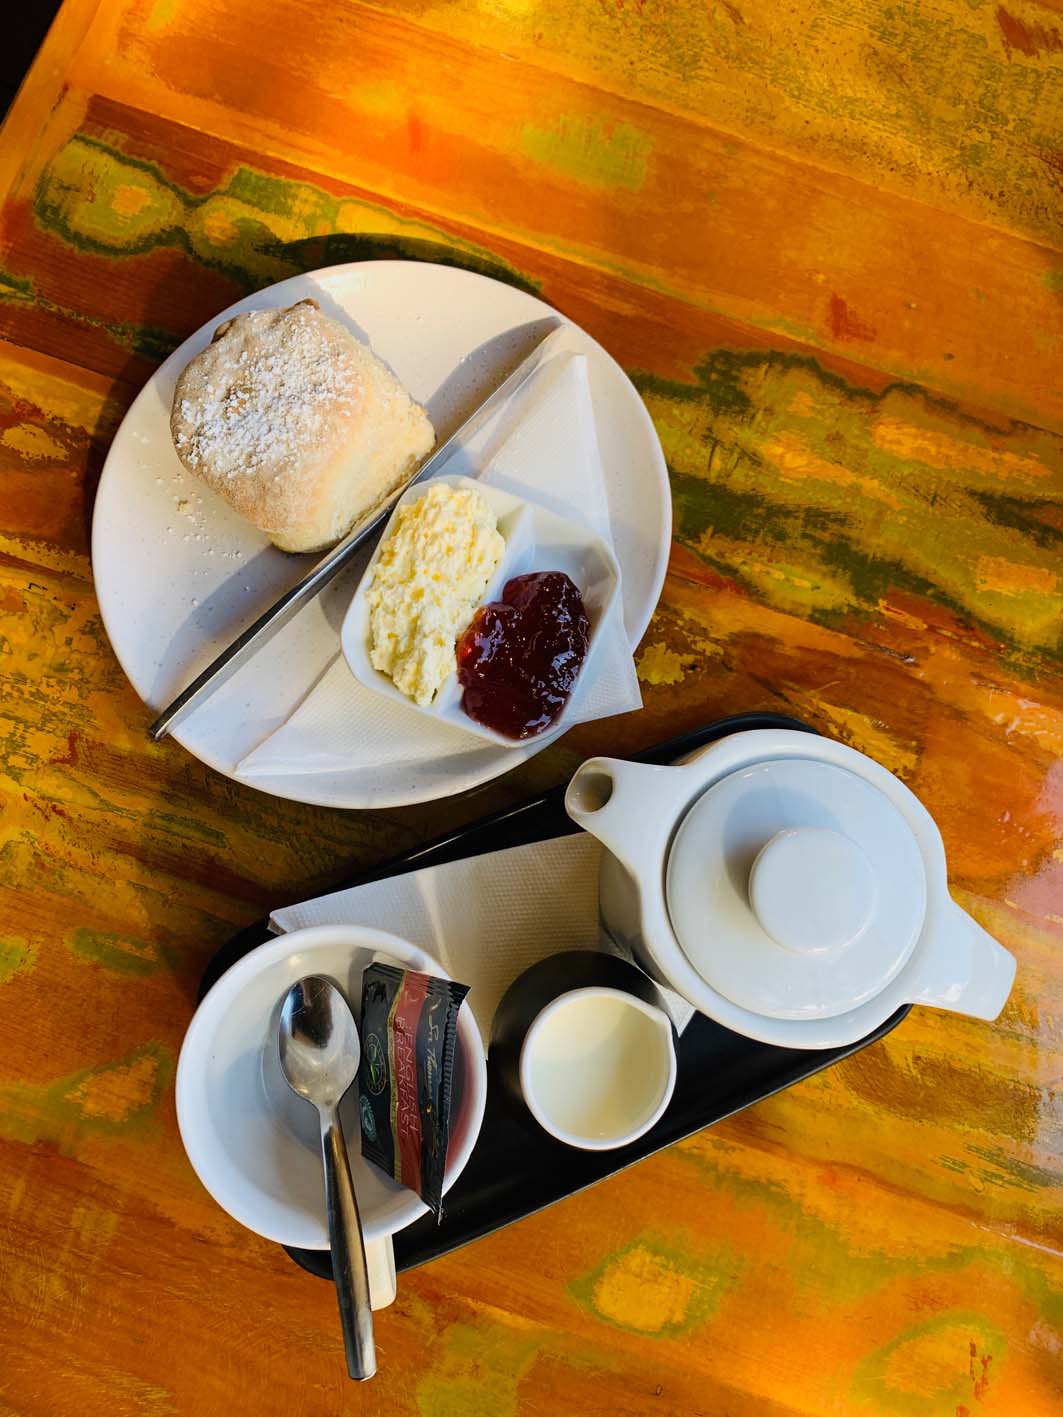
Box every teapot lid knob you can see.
[749,828,876,955]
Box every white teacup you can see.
[176,925,487,1308]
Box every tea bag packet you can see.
[357,963,470,1221]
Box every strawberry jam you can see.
[456,572,590,739]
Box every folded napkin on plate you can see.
[235,353,641,779]
[270,834,694,1050]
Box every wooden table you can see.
[1,0,1062,1411]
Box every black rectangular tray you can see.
[203,712,909,1281]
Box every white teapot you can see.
[565,729,1016,1049]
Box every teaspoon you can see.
[279,975,375,1381]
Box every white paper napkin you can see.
[269,834,694,1050]
[235,354,641,780]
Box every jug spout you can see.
[565,757,690,874]
[913,900,1016,1021]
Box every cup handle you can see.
[365,1235,397,1311]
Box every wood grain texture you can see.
[32,0,1063,430]
[1,0,1062,1412]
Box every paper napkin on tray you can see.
[235,353,642,780]
[269,835,694,1050]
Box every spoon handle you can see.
[321,1112,376,1381]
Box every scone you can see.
[169,300,435,553]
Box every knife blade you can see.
[148,320,563,741]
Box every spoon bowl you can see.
[280,975,361,1109]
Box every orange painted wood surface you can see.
[1,0,1063,1412]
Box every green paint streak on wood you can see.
[0,268,178,360]
[816,535,949,617]
[140,809,228,849]
[851,1311,1007,1414]
[33,133,540,297]
[675,1135,1063,1324]
[633,348,1063,666]
[0,938,35,984]
[416,1321,543,1417]
[0,1042,174,1149]
[502,0,1063,244]
[67,927,176,976]
[676,1138,962,1306]
[520,115,651,190]
[964,1143,1063,1196]
[569,1229,737,1337]
[670,465,801,547]
[971,490,1063,551]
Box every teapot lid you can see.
[665,757,927,1020]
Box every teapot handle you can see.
[911,901,1016,1021]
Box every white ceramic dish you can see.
[91,261,670,808]
[342,475,621,748]
[174,924,487,1258]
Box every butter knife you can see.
[149,320,563,741]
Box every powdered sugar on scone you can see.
[169,300,435,552]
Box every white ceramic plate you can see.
[92,262,670,807]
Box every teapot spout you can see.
[912,900,1016,1021]
[565,757,687,874]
